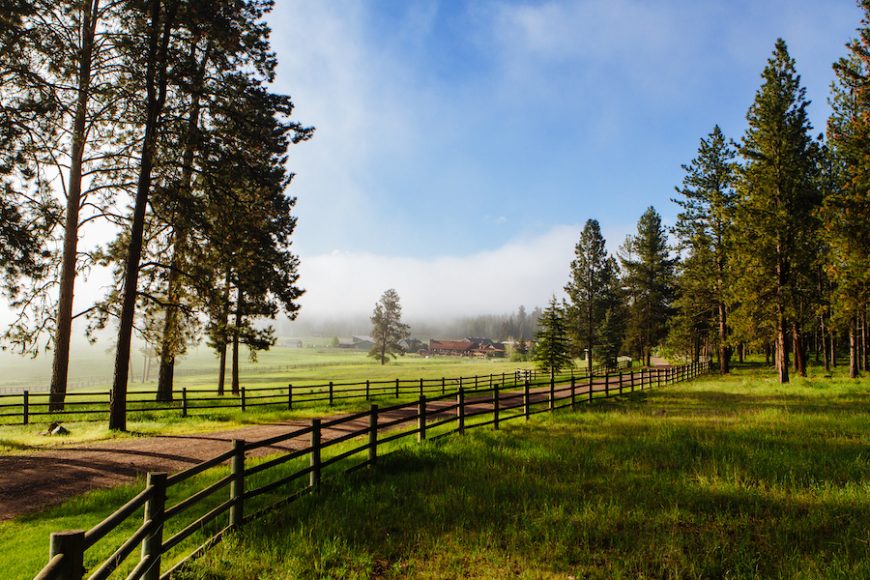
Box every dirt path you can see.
[0,374,661,521]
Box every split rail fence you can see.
[1,363,629,426]
[33,361,708,580]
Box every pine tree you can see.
[671,125,737,371]
[565,219,622,373]
[533,297,573,379]
[732,39,821,383]
[825,1,870,378]
[620,207,676,366]
[369,289,410,365]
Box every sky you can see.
[265,0,863,324]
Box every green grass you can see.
[170,364,870,579]
[0,349,535,451]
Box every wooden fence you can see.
[1,363,627,426]
[32,361,708,580]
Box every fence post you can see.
[618,371,624,395]
[141,472,167,580]
[329,381,334,406]
[493,384,500,430]
[395,378,400,399]
[365,380,370,401]
[23,390,29,426]
[418,396,427,443]
[287,384,293,410]
[181,388,187,418]
[474,375,478,389]
[459,376,464,391]
[230,440,245,527]
[441,377,445,395]
[570,377,576,409]
[588,372,594,403]
[310,419,321,490]
[419,378,424,398]
[489,374,493,387]
[524,380,530,420]
[549,373,555,411]
[604,372,610,397]
[368,405,378,466]
[457,387,465,434]
[240,387,246,412]
[48,530,85,580]
[630,370,635,393]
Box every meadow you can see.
[172,363,870,579]
[5,360,868,578]
[0,344,536,451]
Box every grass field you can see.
[168,363,870,579]
[0,347,535,451]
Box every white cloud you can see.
[293,222,631,322]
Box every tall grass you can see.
[175,366,870,579]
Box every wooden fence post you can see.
[181,388,187,418]
[630,370,635,393]
[365,380,370,401]
[457,387,465,434]
[418,396,427,443]
[141,472,167,580]
[604,372,610,397]
[571,377,576,409]
[618,371,624,395]
[549,373,555,411]
[48,530,85,580]
[419,378,424,398]
[474,375,478,389]
[524,380,530,420]
[23,390,29,425]
[588,372,594,403]
[441,377,445,395]
[395,378,400,399]
[310,419,321,490]
[329,381,334,406]
[493,384,500,430]
[240,387,246,412]
[230,440,245,527]
[287,384,293,410]
[368,405,378,466]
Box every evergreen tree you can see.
[620,207,676,366]
[369,289,410,365]
[671,125,738,372]
[732,39,821,383]
[825,1,870,378]
[533,296,573,379]
[565,219,622,373]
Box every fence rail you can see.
[1,362,633,426]
[32,361,708,579]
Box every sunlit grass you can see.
[175,364,870,579]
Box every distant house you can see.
[337,336,374,351]
[428,338,506,358]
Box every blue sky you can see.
[267,0,862,321]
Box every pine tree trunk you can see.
[49,0,99,412]
[110,0,176,431]
[849,317,859,379]
[738,343,744,363]
[232,289,243,395]
[861,306,867,372]
[792,323,806,377]
[821,317,830,372]
[776,321,790,383]
[718,301,729,374]
[831,332,838,367]
[217,268,231,396]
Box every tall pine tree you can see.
[620,207,676,366]
[732,39,821,383]
[672,125,737,372]
[825,1,870,378]
[565,219,622,373]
